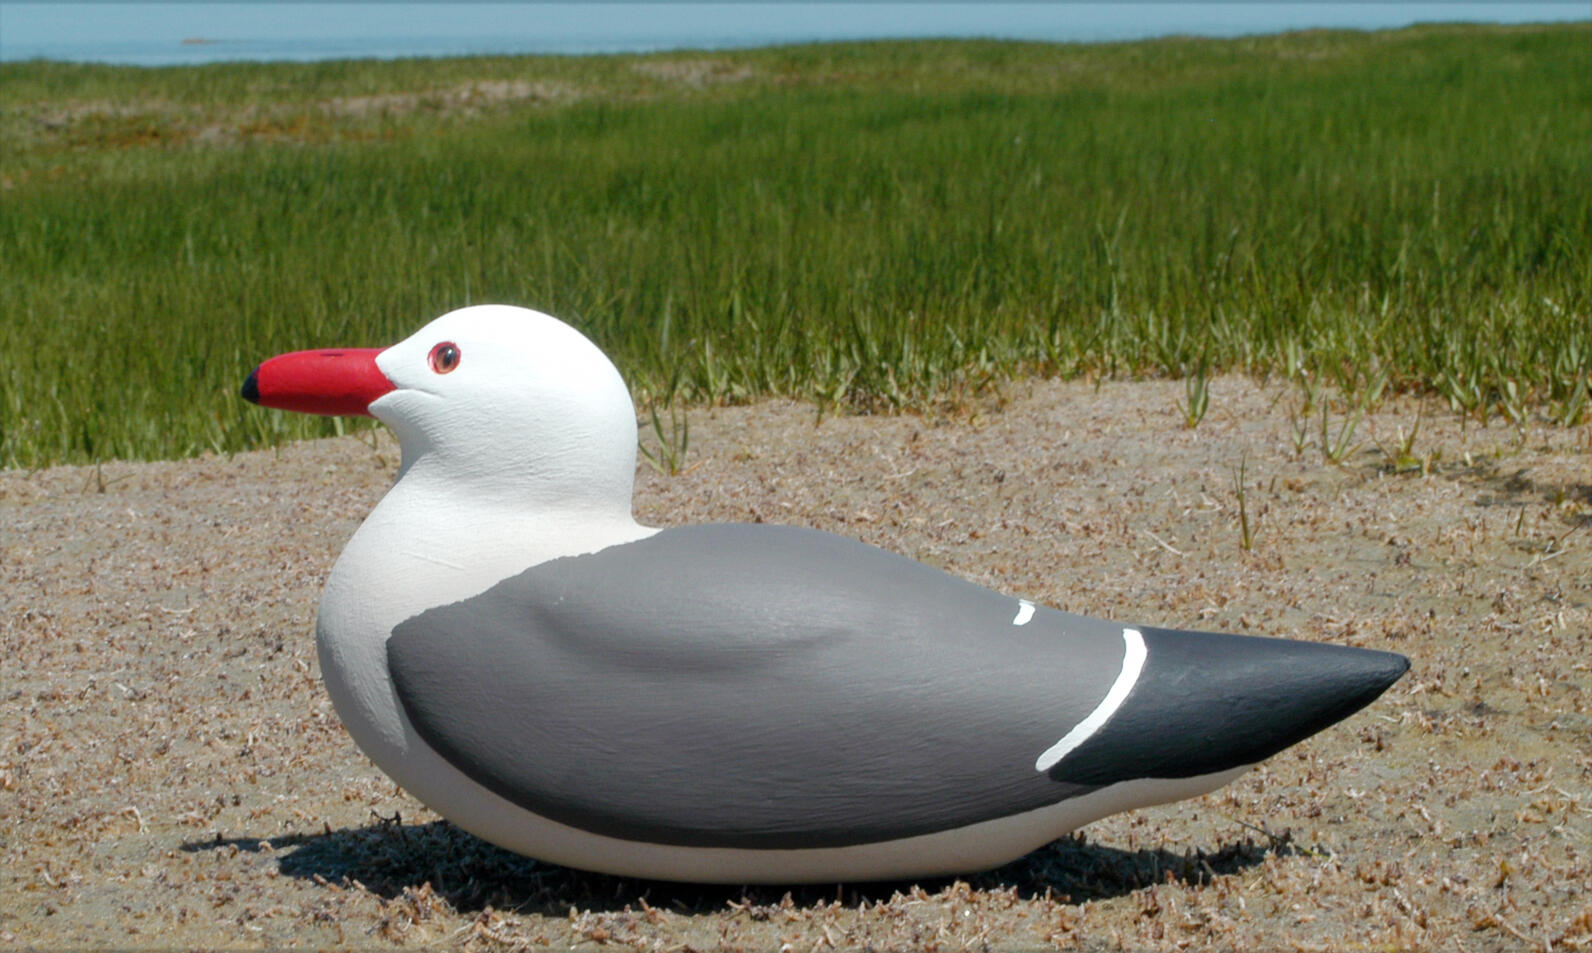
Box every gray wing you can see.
[386,523,1123,849]
[387,523,1409,850]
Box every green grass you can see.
[2,24,1588,467]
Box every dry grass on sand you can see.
[3,376,1589,951]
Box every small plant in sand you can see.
[639,399,692,476]
[1374,398,1439,476]
[1282,370,1317,458]
[1178,356,1211,429]
[1437,368,1486,426]
[1319,397,1365,466]
[1230,450,1262,552]
[1315,362,1386,466]
[1287,406,1312,458]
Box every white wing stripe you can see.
[1011,600,1036,626]
[1034,627,1147,772]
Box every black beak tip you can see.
[241,367,261,405]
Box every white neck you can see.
[337,468,651,623]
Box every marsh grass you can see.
[2,25,1588,466]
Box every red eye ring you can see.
[428,341,461,374]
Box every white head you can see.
[244,304,639,515]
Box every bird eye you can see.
[428,342,461,374]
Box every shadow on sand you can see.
[184,813,1293,915]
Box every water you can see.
[2,3,1585,66]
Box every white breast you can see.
[313,478,654,850]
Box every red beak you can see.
[241,348,395,417]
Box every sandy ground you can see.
[3,375,1589,952]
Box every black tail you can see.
[1048,627,1408,785]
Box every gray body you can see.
[388,524,1408,851]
